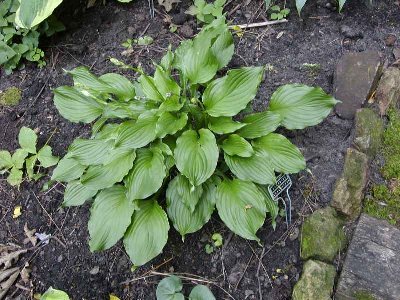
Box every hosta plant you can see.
[51,17,339,267]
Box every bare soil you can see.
[1,0,399,299]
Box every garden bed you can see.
[1,0,399,299]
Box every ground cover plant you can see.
[50,16,339,267]
[156,276,215,300]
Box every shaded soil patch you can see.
[1,0,399,299]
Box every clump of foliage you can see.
[269,5,290,20]
[0,127,59,186]
[364,108,400,225]
[122,36,154,48]
[38,287,70,300]
[186,0,225,24]
[51,17,338,267]
[0,86,21,106]
[156,275,215,300]
[0,0,64,74]
[205,232,223,254]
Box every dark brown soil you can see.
[1,0,399,299]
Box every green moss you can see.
[354,290,376,300]
[364,108,400,225]
[0,87,21,106]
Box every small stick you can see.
[229,19,288,29]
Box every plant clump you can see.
[50,17,339,267]
[0,86,21,106]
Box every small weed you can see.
[205,232,223,254]
[186,0,226,24]
[0,87,21,106]
[269,5,290,20]
[302,63,321,76]
[122,36,154,48]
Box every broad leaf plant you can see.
[51,17,339,266]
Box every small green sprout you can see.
[269,5,290,20]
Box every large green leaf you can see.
[153,66,181,101]
[125,148,166,200]
[89,186,135,251]
[0,151,13,169]
[224,149,275,185]
[51,157,86,182]
[203,67,264,117]
[211,30,234,70]
[189,285,216,300]
[295,0,307,14]
[0,41,16,65]
[167,175,217,236]
[221,134,254,157]
[216,179,267,242]
[81,151,135,190]
[18,127,37,154]
[99,73,136,101]
[156,276,184,300]
[174,129,219,186]
[63,180,98,207]
[68,138,114,165]
[37,145,59,168]
[116,112,158,149]
[53,86,104,123]
[208,117,246,134]
[268,84,339,130]
[338,0,346,11]
[138,74,165,102]
[237,111,282,139]
[15,0,63,29]
[124,200,169,266]
[156,112,188,138]
[252,133,306,174]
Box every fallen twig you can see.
[229,19,288,29]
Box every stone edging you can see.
[292,60,400,299]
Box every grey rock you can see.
[374,67,400,116]
[334,51,383,119]
[89,266,100,275]
[292,260,336,300]
[336,214,400,300]
[301,207,346,262]
[331,148,369,219]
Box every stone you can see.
[385,34,397,47]
[340,25,363,39]
[374,67,400,116]
[353,108,384,158]
[300,207,346,262]
[292,260,336,300]
[334,51,383,119]
[89,266,100,275]
[332,148,369,219]
[336,214,400,300]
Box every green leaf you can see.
[189,285,216,300]
[208,117,246,134]
[124,200,169,266]
[67,67,111,92]
[81,151,135,190]
[295,0,307,14]
[63,180,98,207]
[37,145,59,168]
[51,157,86,182]
[257,185,279,229]
[116,112,158,149]
[40,287,70,300]
[156,276,184,300]
[53,86,104,123]
[203,67,264,117]
[174,129,219,186]
[211,30,234,69]
[89,186,135,251]
[15,0,63,29]
[26,155,37,179]
[216,179,267,242]
[0,41,16,64]
[18,127,37,154]
[68,138,114,165]
[125,148,166,200]
[268,84,339,129]
[12,149,29,169]
[0,151,13,169]
[7,167,23,186]
[221,134,254,157]
[224,149,275,185]
[252,133,306,174]
[167,175,217,236]
[237,111,282,139]
[156,112,188,138]
[99,73,136,101]
[153,66,181,101]
[138,74,165,102]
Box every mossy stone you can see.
[354,108,384,158]
[292,260,336,300]
[300,206,346,262]
[0,87,21,106]
[332,148,368,219]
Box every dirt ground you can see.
[1,0,399,299]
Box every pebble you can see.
[385,34,397,47]
[289,227,300,241]
[245,290,254,298]
[127,26,136,35]
[89,266,100,275]
[340,25,363,39]
[57,255,63,262]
